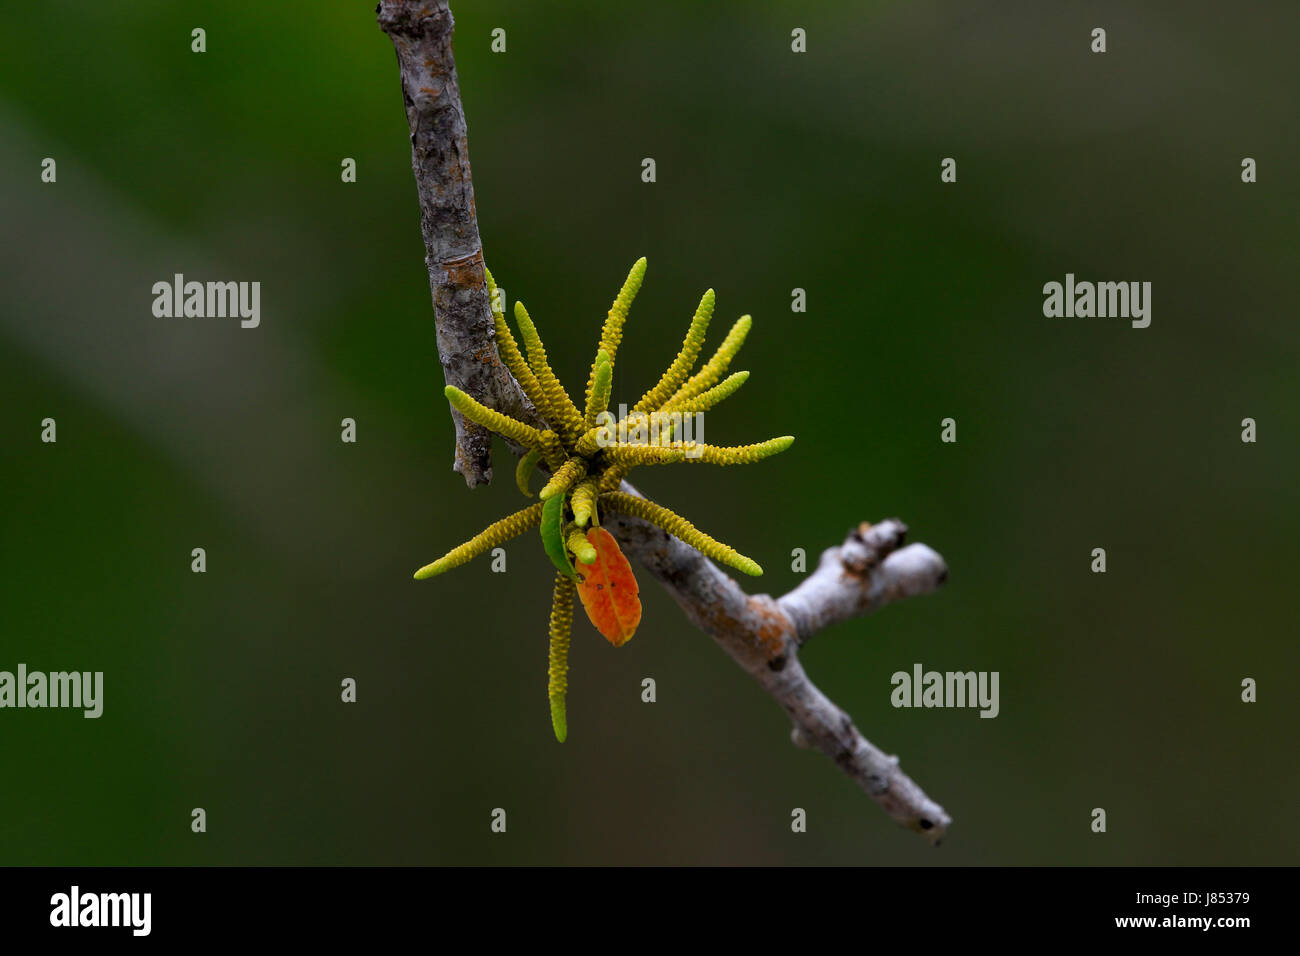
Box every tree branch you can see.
[379,0,952,843]
[379,0,537,487]
[604,499,951,842]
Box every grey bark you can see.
[378,0,952,842]
[378,0,537,486]
[605,502,951,841]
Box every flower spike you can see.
[633,289,714,413]
[414,502,545,579]
[599,464,630,493]
[444,385,543,449]
[539,458,587,500]
[600,491,763,576]
[547,573,576,742]
[585,350,614,429]
[584,257,647,414]
[487,271,550,416]
[661,370,749,417]
[567,527,598,564]
[603,444,688,467]
[513,300,584,438]
[571,478,600,527]
[686,436,795,466]
[538,430,567,470]
[662,314,752,410]
[515,446,543,497]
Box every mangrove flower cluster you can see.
[414,258,794,742]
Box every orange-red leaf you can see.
[575,528,642,646]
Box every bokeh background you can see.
[2,1,1297,865]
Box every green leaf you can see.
[541,493,580,581]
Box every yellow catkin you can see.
[547,573,576,743]
[513,301,584,439]
[599,464,629,492]
[485,268,503,317]
[608,373,749,446]
[600,491,762,576]
[574,424,605,458]
[494,313,551,418]
[538,430,567,470]
[652,411,697,445]
[576,405,695,452]
[603,444,687,466]
[571,478,600,527]
[573,411,643,457]
[633,289,715,413]
[445,386,543,449]
[585,350,613,429]
[584,257,647,412]
[566,527,597,564]
[684,436,795,466]
[539,458,587,500]
[661,315,751,410]
[414,502,545,579]
[659,370,748,417]
[515,446,543,496]
[485,272,551,421]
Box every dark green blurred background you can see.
[2,1,1296,865]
